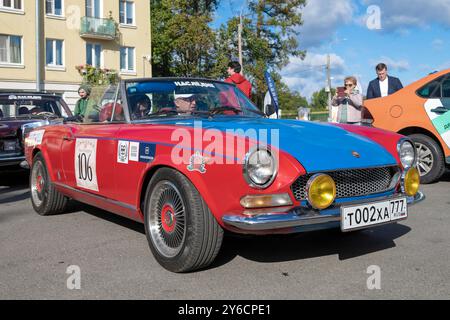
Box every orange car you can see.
[364,69,450,183]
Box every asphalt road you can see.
[0,169,449,300]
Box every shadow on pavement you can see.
[439,170,450,182]
[68,199,411,271]
[210,223,411,269]
[80,204,145,235]
[0,170,30,204]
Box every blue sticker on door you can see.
[139,143,156,163]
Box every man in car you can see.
[174,93,197,115]
[366,63,403,99]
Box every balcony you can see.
[80,17,116,40]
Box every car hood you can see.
[154,117,398,172]
[0,119,40,138]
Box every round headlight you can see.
[244,149,276,188]
[403,167,420,196]
[307,174,336,210]
[398,139,416,168]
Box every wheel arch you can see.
[397,126,445,154]
[138,164,190,220]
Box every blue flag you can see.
[264,71,280,117]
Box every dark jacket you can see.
[225,73,252,98]
[366,76,403,100]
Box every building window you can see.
[46,39,64,67]
[0,34,22,64]
[120,47,135,72]
[45,0,63,16]
[86,0,101,18]
[0,0,22,10]
[86,43,102,68]
[119,0,134,25]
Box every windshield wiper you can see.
[209,106,242,115]
[145,109,210,118]
[208,106,265,117]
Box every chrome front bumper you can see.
[222,192,425,233]
[0,155,25,167]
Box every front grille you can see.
[291,166,399,201]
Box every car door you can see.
[60,85,122,200]
[421,74,450,149]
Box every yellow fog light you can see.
[403,167,420,196]
[307,174,336,210]
[240,193,293,209]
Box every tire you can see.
[409,134,445,184]
[30,153,68,215]
[143,168,223,273]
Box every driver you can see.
[132,95,151,119]
[174,93,196,115]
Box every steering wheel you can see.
[36,112,56,117]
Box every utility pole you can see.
[35,0,43,92]
[327,54,331,108]
[238,0,249,75]
[326,54,332,120]
[238,16,243,74]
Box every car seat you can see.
[18,107,30,115]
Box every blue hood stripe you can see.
[143,117,398,172]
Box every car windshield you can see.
[125,80,264,120]
[0,96,62,119]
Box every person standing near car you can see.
[74,85,91,117]
[225,61,252,98]
[73,85,99,121]
[366,63,403,99]
[332,76,363,125]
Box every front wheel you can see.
[409,134,445,184]
[143,168,223,272]
[30,153,68,215]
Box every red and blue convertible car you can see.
[25,78,424,272]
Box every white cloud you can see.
[297,0,354,48]
[359,0,450,31]
[281,53,347,100]
[369,56,410,72]
[432,39,444,50]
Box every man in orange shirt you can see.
[225,61,252,98]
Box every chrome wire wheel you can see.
[148,181,186,258]
[31,160,47,207]
[415,142,434,177]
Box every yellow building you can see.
[0,0,152,109]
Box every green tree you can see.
[310,88,336,111]
[151,0,219,77]
[216,0,307,108]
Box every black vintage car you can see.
[0,92,72,168]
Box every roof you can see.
[0,92,63,99]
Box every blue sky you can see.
[213,0,450,100]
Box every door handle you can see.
[431,107,449,114]
[63,135,74,141]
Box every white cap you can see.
[174,93,194,99]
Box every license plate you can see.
[4,141,16,151]
[341,197,407,232]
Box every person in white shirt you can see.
[366,63,403,99]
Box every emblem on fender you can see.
[352,151,361,158]
[187,151,207,173]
